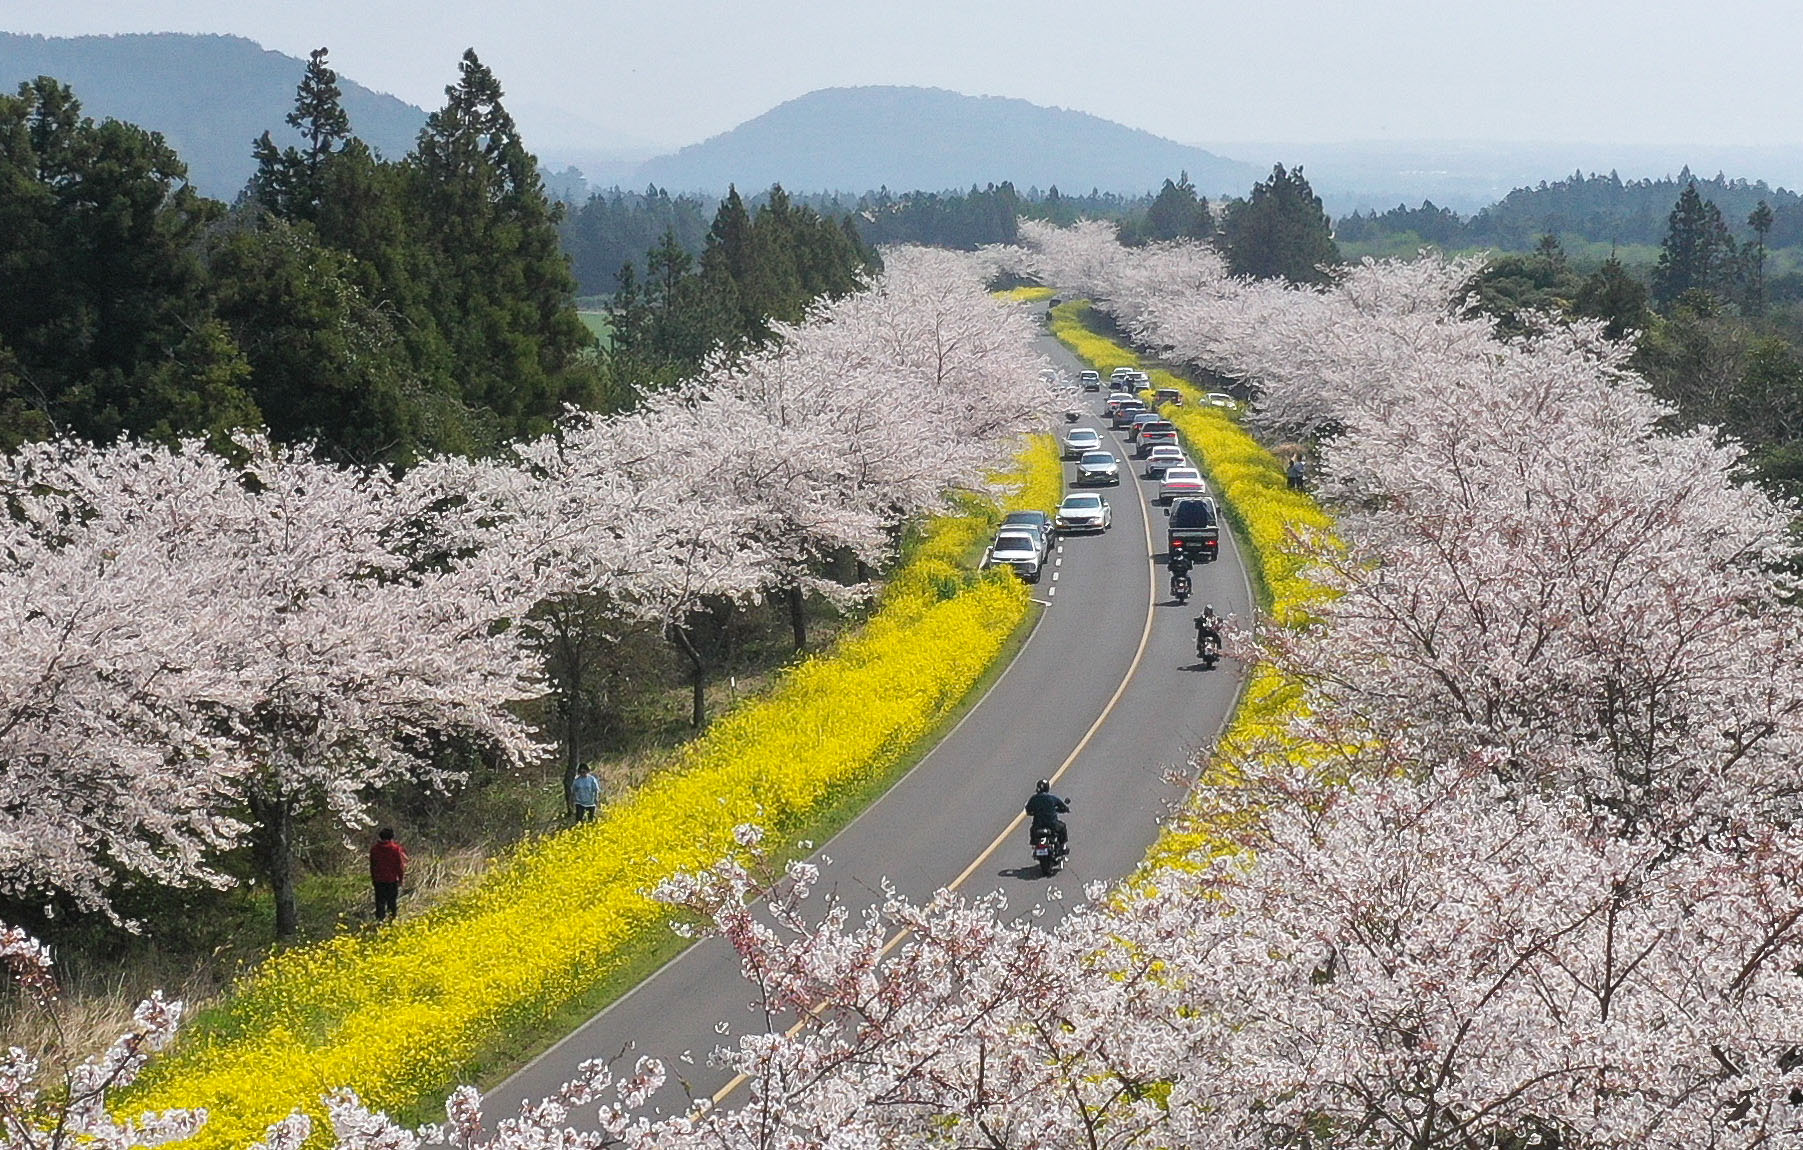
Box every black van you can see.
[1166,497,1219,563]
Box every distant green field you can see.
[577,311,613,346]
[1336,234,1663,273]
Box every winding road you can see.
[484,310,1256,1117]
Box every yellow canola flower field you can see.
[1043,302,1339,873]
[991,285,1056,303]
[125,439,1063,1148]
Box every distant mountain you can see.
[0,33,428,199]
[633,86,1257,197]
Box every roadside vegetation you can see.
[120,438,1058,1144]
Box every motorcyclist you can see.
[1025,779,1069,851]
[1168,548,1194,596]
[1194,604,1222,658]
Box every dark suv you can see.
[1166,497,1220,564]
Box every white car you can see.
[1110,367,1136,382]
[1078,370,1102,391]
[1158,466,1207,504]
[1143,444,1188,478]
[1062,427,1102,458]
[1205,392,1240,409]
[983,530,1043,582]
[1074,450,1120,485]
[1054,492,1112,533]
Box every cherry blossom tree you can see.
[5,435,548,936]
[0,439,251,912]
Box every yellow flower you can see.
[124,439,1062,1147]
[1044,301,1344,876]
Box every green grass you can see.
[577,311,613,346]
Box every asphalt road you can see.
[484,316,1257,1119]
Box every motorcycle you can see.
[1063,409,1080,423]
[1196,624,1222,670]
[1171,571,1192,603]
[1030,823,1068,877]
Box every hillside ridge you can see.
[632,85,1257,195]
[0,32,427,198]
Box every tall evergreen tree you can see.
[702,186,761,335]
[0,77,256,447]
[1222,164,1340,284]
[1573,256,1651,341]
[1651,183,1738,309]
[1746,199,1774,315]
[250,47,352,220]
[408,48,598,438]
[1139,172,1214,244]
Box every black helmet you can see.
[1204,603,1217,616]
[1036,779,1051,793]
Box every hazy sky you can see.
[8,0,1803,154]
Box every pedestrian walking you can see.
[369,827,407,923]
[570,763,601,822]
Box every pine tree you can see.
[702,186,759,337]
[250,47,353,220]
[0,78,256,446]
[1573,256,1650,341]
[1142,172,1214,243]
[408,48,597,437]
[1746,199,1774,315]
[1651,183,1737,309]
[1222,165,1340,284]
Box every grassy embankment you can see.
[124,437,1063,1145]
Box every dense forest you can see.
[1420,181,1803,504]
[1337,169,1803,259]
[0,49,876,466]
[559,170,1326,292]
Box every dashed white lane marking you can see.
[1051,571,1059,581]
[1046,587,1057,598]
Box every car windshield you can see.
[1003,513,1044,527]
[1165,469,1201,482]
[1061,495,1102,510]
[1152,448,1184,459]
[1079,452,1115,465]
[994,534,1037,551]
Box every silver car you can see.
[983,530,1043,582]
[1075,450,1120,486]
[1062,427,1102,459]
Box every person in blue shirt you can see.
[570,763,601,821]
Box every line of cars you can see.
[986,376,1228,582]
[1100,386,1224,565]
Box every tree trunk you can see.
[671,623,707,728]
[787,580,807,651]
[249,792,299,939]
[544,609,594,814]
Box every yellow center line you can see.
[704,417,1159,1111]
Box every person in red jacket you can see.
[369,827,408,923]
